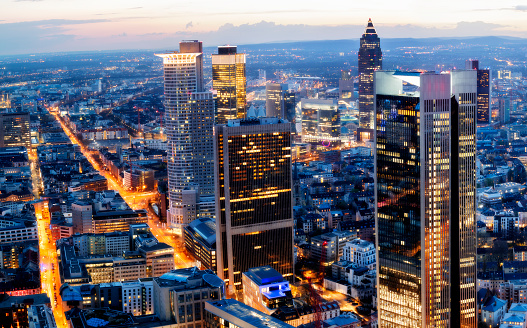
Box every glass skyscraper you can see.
[156,41,215,233]
[214,118,294,294]
[212,46,247,124]
[300,98,341,147]
[466,59,491,124]
[265,83,295,124]
[358,18,382,141]
[375,71,477,327]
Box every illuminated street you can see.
[46,105,195,268]
[35,201,68,328]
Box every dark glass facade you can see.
[477,69,491,124]
[375,71,477,327]
[376,95,422,326]
[358,19,382,132]
[215,120,294,291]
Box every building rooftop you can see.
[154,267,223,290]
[0,293,50,308]
[244,266,285,286]
[206,299,295,328]
[186,217,216,246]
[482,296,507,312]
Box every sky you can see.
[1,0,527,55]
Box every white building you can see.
[480,296,507,328]
[121,279,154,316]
[156,41,215,234]
[342,239,375,269]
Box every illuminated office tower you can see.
[0,112,30,148]
[375,71,477,327]
[156,41,215,233]
[265,83,296,123]
[300,98,340,147]
[214,118,294,293]
[466,59,491,124]
[212,46,247,124]
[357,18,382,141]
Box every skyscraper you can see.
[156,41,215,233]
[214,118,294,293]
[375,71,477,327]
[212,46,247,124]
[300,98,341,147]
[265,83,295,123]
[357,18,382,141]
[466,59,491,124]
[0,112,31,148]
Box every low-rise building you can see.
[153,267,224,326]
[184,217,216,272]
[242,266,293,315]
[341,239,375,269]
[480,296,507,328]
[204,299,295,328]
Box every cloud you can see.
[170,20,513,47]
[128,7,143,10]
[514,5,527,11]
[0,19,523,56]
[0,19,110,55]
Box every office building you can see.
[266,83,295,123]
[204,299,295,328]
[184,217,217,272]
[214,118,294,292]
[466,59,491,124]
[500,96,511,124]
[212,45,247,124]
[91,209,148,234]
[138,242,175,278]
[122,168,155,191]
[339,70,355,100]
[310,231,357,266]
[156,41,215,233]
[153,267,224,324]
[300,98,341,147]
[375,70,477,326]
[0,112,30,148]
[72,202,93,234]
[242,266,292,315]
[357,18,382,141]
[72,231,129,257]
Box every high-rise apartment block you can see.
[212,46,247,124]
[357,19,382,141]
[214,118,294,293]
[466,59,491,124]
[0,112,30,148]
[265,83,295,123]
[157,41,215,233]
[375,70,477,327]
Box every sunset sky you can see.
[1,0,527,55]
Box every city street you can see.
[47,106,195,268]
[35,201,68,328]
